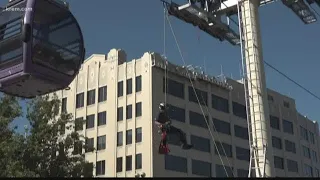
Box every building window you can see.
[86,114,95,129]
[126,105,132,119]
[272,136,282,150]
[234,125,249,140]
[117,107,123,121]
[117,132,123,146]
[213,118,231,135]
[85,138,94,153]
[136,102,142,117]
[232,102,247,119]
[164,155,187,173]
[212,94,229,113]
[116,157,123,172]
[309,131,315,144]
[300,126,309,141]
[284,140,296,153]
[136,75,142,92]
[167,104,185,122]
[98,111,106,126]
[312,150,318,162]
[126,78,132,95]
[73,141,82,155]
[118,81,123,97]
[270,116,280,130]
[274,156,284,169]
[98,86,107,102]
[60,122,65,135]
[287,159,298,173]
[76,92,84,108]
[87,89,95,105]
[188,86,208,106]
[163,78,185,99]
[61,98,67,113]
[304,164,313,177]
[126,129,132,145]
[282,119,294,134]
[215,142,233,158]
[75,117,83,131]
[216,164,233,177]
[135,127,142,143]
[315,168,320,177]
[302,145,311,158]
[191,159,212,177]
[96,160,105,176]
[236,147,250,162]
[168,131,181,146]
[237,169,249,177]
[189,111,209,129]
[135,153,142,169]
[283,101,290,108]
[126,155,132,171]
[97,135,106,151]
[268,94,274,102]
[190,135,211,153]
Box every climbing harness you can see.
[158,121,171,154]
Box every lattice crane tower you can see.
[163,0,320,177]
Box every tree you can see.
[22,94,93,177]
[0,95,34,177]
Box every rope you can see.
[165,13,234,177]
[163,6,168,105]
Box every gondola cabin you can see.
[0,0,85,98]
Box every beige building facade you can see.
[55,49,320,177]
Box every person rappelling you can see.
[155,103,193,154]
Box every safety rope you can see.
[165,12,234,177]
[163,6,168,106]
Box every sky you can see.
[1,0,320,133]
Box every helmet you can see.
[159,103,165,110]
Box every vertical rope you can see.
[163,6,168,105]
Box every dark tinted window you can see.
[126,105,132,119]
[117,107,123,121]
[98,111,106,126]
[212,94,229,113]
[136,127,142,143]
[163,78,185,99]
[126,129,132,145]
[98,86,107,102]
[287,159,298,172]
[191,135,211,153]
[97,135,106,150]
[127,78,132,94]
[237,169,249,177]
[274,156,284,169]
[136,102,142,117]
[270,116,280,130]
[76,93,84,108]
[285,140,296,153]
[283,119,294,134]
[118,81,123,97]
[136,76,142,92]
[216,164,233,177]
[232,102,247,119]
[126,155,132,171]
[87,89,95,105]
[192,159,212,177]
[86,114,95,129]
[215,142,232,157]
[116,157,122,172]
[168,104,185,122]
[234,125,249,140]
[75,117,83,131]
[189,111,209,129]
[135,153,142,169]
[213,118,231,135]
[188,86,207,106]
[236,147,250,161]
[85,138,94,152]
[164,155,187,173]
[61,98,67,113]
[96,160,105,176]
[117,132,123,146]
[272,136,282,150]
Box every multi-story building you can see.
[56,48,320,177]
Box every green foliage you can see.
[0,94,93,177]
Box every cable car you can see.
[0,0,85,98]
